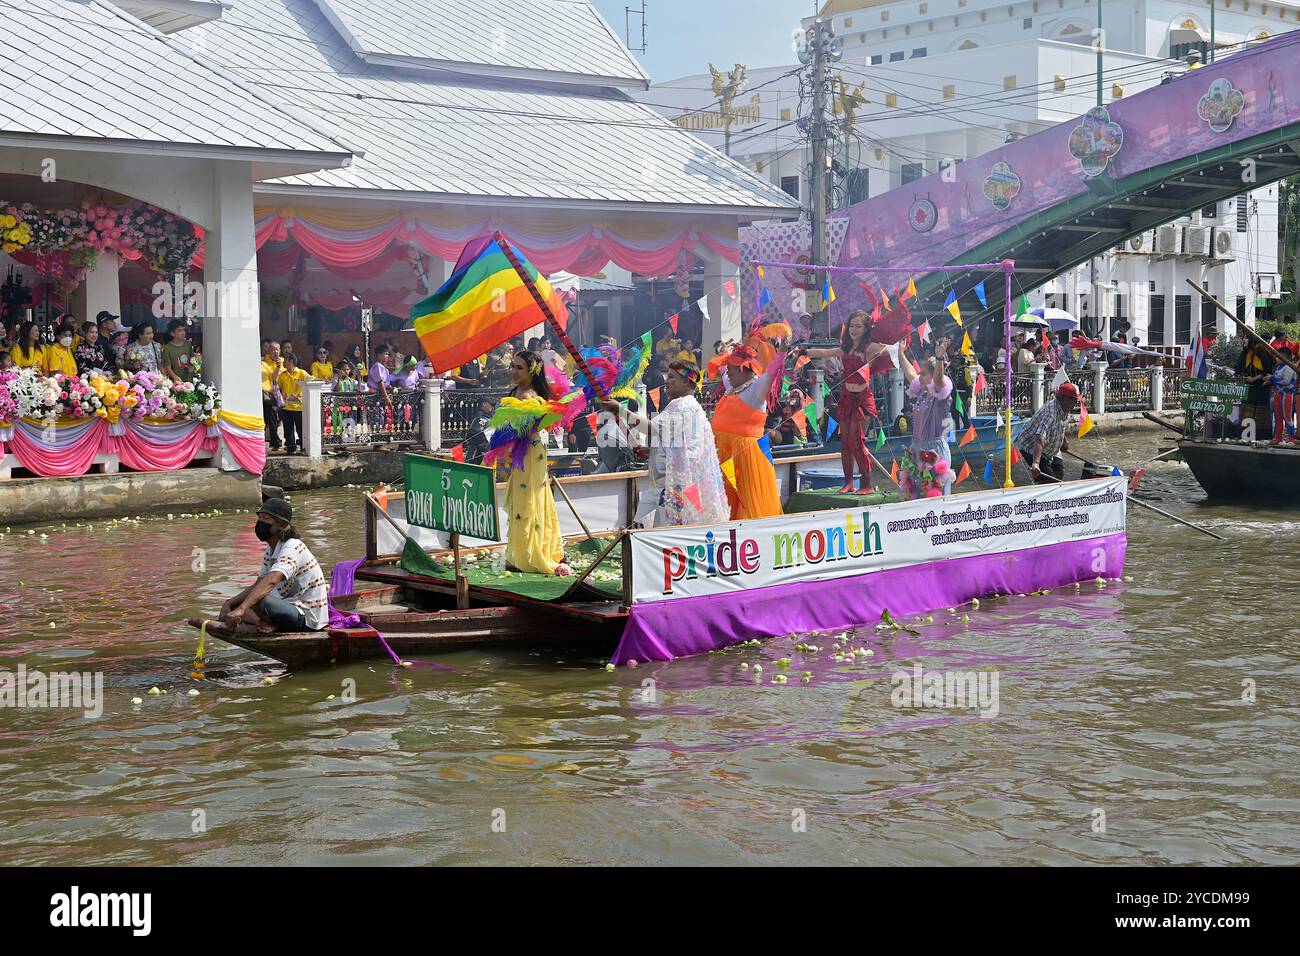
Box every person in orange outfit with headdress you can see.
[707,325,788,520]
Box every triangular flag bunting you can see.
[904,277,917,300]
[720,456,737,491]
[586,412,600,431]
[757,434,774,463]
[961,332,973,356]
[874,427,887,450]
[983,458,994,483]
[996,409,1004,428]
[918,320,930,343]
[880,288,891,309]
[649,387,663,407]
[1016,293,1031,318]
[959,424,977,447]
[1077,402,1095,437]
[723,279,737,299]
[822,278,836,304]
[1049,367,1069,392]
[826,415,838,439]
[955,460,972,486]
[803,399,820,433]
[944,290,956,309]
[890,458,899,484]
[946,299,963,327]
[450,444,465,462]
[792,408,807,432]
[822,382,834,401]
[1110,465,1122,477]
[973,370,988,395]
[756,265,765,278]
[669,312,680,333]
[683,483,703,511]
[795,354,811,370]
[954,391,965,415]
[1010,446,1022,465]
[780,375,792,397]
[974,281,988,308]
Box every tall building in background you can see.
[639,0,1296,343]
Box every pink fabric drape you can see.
[112,422,214,471]
[7,420,105,478]
[218,426,266,475]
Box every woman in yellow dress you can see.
[484,350,570,576]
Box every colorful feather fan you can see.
[483,396,562,471]
[544,362,588,430]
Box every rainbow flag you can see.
[410,235,567,372]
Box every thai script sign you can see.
[402,454,498,540]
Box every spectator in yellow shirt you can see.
[45,327,78,377]
[276,352,309,455]
[260,339,284,452]
[12,322,45,370]
[309,346,334,382]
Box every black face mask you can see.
[254,519,274,542]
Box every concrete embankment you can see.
[263,451,406,491]
[0,467,262,527]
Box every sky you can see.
[591,0,816,83]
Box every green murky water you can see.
[1,429,1298,865]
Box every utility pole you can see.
[1095,0,1103,107]
[802,17,839,339]
[1210,0,1216,63]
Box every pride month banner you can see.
[630,477,1126,603]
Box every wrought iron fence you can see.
[1102,368,1152,411]
[1162,368,1184,407]
[321,388,423,447]
[440,386,510,447]
[1010,373,1035,414]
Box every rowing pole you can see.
[1186,279,1300,378]
[1057,448,1226,540]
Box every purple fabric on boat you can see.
[611,532,1127,664]
[328,559,366,628]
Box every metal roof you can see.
[198,0,801,215]
[1,0,352,163]
[309,0,650,88]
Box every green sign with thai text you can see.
[402,454,499,540]
[1180,396,1233,414]
[1180,378,1249,402]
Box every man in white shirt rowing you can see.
[219,497,328,633]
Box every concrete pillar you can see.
[421,378,443,450]
[70,251,121,325]
[1092,361,1109,414]
[302,379,324,458]
[1150,364,1164,413]
[888,367,905,419]
[699,242,741,353]
[1031,362,1046,412]
[203,162,262,427]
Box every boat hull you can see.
[1178,440,1300,503]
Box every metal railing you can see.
[321,388,424,447]
[440,386,511,447]
[1102,368,1152,411]
[1010,373,1035,414]
[1162,368,1184,407]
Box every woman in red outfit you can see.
[798,310,888,494]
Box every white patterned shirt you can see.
[259,538,329,630]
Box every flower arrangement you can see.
[0,367,223,427]
[1,210,32,255]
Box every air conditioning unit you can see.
[1211,227,1236,261]
[1155,224,1182,256]
[1182,224,1211,258]
[1124,230,1151,254]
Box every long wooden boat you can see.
[1178,438,1300,503]
[198,452,1127,669]
[188,584,620,668]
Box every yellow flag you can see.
[961,332,973,356]
[756,265,765,278]
[906,277,917,299]
[720,456,738,491]
[946,300,963,326]
[1077,403,1094,437]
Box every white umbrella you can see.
[1031,307,1079,331]
[1011,313,1050,329]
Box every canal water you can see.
[1,429,1297,865]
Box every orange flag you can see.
[649,387,663,406]
[1010,447,1022,465]
[904,277,917,300]
[450,444,465,462]
[586,412,599,431]
[959,424,977,447]
[889,458,899,483]
[792,408,807,432]
[795,354,810,370]
[668,313,679,334]
[955,460,972,485]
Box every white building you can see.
[640,0,1296,344]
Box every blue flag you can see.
[1111,465,1122,477]
[983,459,994,483]
[826,415,838,439]
[758,286,772,308]
[974,281,988,308]
[944,289,957,309]
[757,433,774,463]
